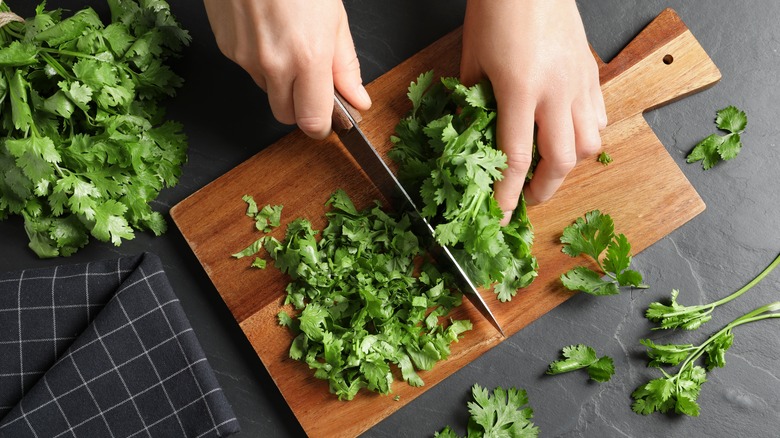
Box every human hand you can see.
[461,0,607,225]
[203,0,371,139]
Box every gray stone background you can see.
[1,1,778,437]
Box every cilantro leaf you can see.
[687,105,747,169]
[560,211,647,295]
[597,151,612,165]
[546,344,615,382]
[435,384,538,438]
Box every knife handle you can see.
[332,92,363,134]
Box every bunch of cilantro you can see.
[0,0,189,257]
[243,190,472,401]
[389,71,538,302]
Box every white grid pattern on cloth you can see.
[0,253,239,438]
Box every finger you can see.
[589,61,607,129]
[524,100,576,205]
[492,84,536,226]
[333,13,371,111]
[266,76,296,126]
[292,63,335,139]
[571,95,602,161]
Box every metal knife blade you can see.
[331,93,505,337]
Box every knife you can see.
[331,93,505,337]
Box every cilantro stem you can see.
[674,301,780,383]
[709,253,780,308]
[39,47,105,62]
[38,52,74,81]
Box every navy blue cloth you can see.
[0,253,239,438]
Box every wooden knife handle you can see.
[332,92,363,134]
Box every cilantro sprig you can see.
[546,344,615,382]
[633,302,780,416]
[686,105,747,170]
[646,253,780,330]
[238,190,472,401]
[0,1,190,257]
[435,384,538,438]
[560,210,647,295]
[389,71,538,302]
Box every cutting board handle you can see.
[597,8,721,126]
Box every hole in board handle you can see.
[663,54,674,65]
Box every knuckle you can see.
[547,157,577,178]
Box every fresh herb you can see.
[241,194,282,233]
[546,344,615,382]
[434,384,538,438]
[632,302,780,416]
[560,210,647,295]
[597,151,612,165]
[243,190,471,401]
[646,253,780,330]
[686,105,747,170]
[389,71,538,302]
[0,0,190,257]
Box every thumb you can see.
[332,13,371,111]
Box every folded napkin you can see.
[0,253,240,438]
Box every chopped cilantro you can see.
[546,344,615,382]
[239,190,471,400]
[389,71,538,302]
[560,210,647,295]
[434,384,538,437]
[687,105,747,170]
[0,0,190,257]
[598,151,612,165]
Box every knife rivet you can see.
[663,54,674,65]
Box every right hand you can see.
[203,0,372,139]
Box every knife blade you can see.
[331,93,505,337]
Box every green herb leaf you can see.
[547,344,615,382]
[687,106,747,169]
[560,211,645,295]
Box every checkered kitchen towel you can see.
[0,253,239,438]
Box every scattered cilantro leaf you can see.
[560,211,647,295]
[598,151,612,165]
[236,190,472,400]
[633,302,780,416]
[687,105,747,170]
[0,0,190,258]
[390,72,538,301]
[546,344,615,382]
[646,253,780,330]
[434,384,538,438]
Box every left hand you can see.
[461,0,607,225]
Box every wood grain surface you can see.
[170,9,720,438]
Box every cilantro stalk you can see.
[646,252,780,330]
[633,302,780,416]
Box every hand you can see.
[203,0,372,139]
[461,0,607,225]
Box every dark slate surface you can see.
[2,1,779,437]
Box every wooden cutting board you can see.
[171,8,719,438]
